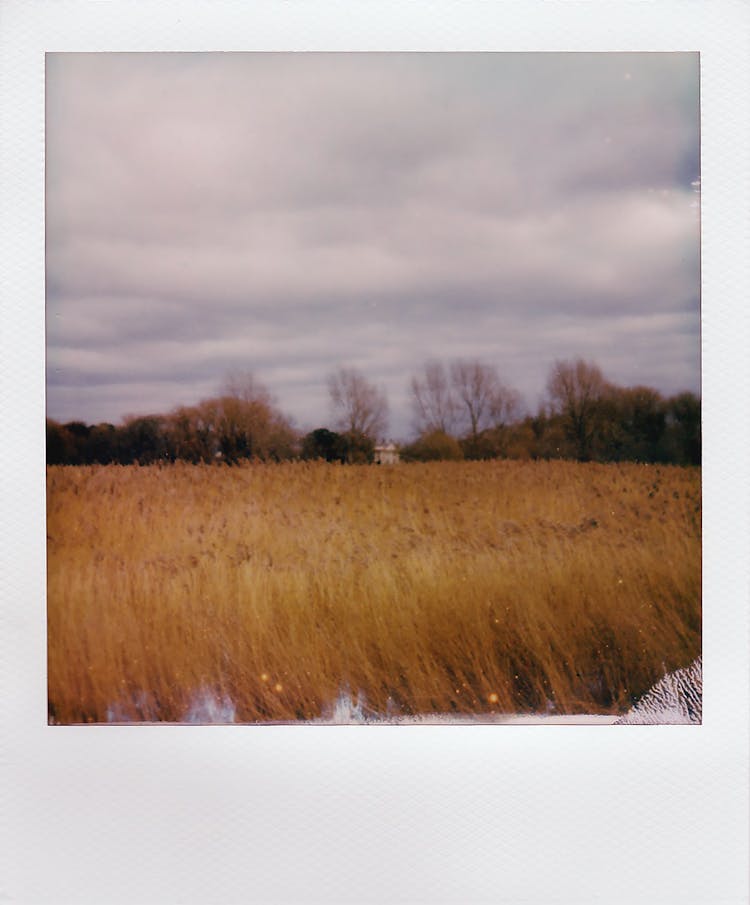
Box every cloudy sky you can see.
[46,52,699,439]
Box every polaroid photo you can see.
[2,3,748,904]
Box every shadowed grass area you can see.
[47,459,701,723]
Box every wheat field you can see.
[46,459,701,723]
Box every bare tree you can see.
[328,367,388,441]
[450,360,520,443]
[411,360,459,435]
[165,371,297,463]
[489,383,523,429]
[222,370,272,408]
[218,371,297,461]
[546,358,608,461]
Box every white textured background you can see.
[1,3,748,903]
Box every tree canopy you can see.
[46,360,700,467]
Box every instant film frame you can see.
[2,3,748,903]
[45,50,702,728]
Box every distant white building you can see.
[373,442,400,465]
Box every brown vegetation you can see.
[47,460,701,723]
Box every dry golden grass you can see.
[47,459,701,723]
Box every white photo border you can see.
[1,3,748,903]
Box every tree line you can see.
[401,358,699,465]
[46,359,701,467]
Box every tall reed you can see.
[47,459,701,722]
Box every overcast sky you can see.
[46,52,699,439]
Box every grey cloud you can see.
[48,186,697,317]
[46,52,700,439]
